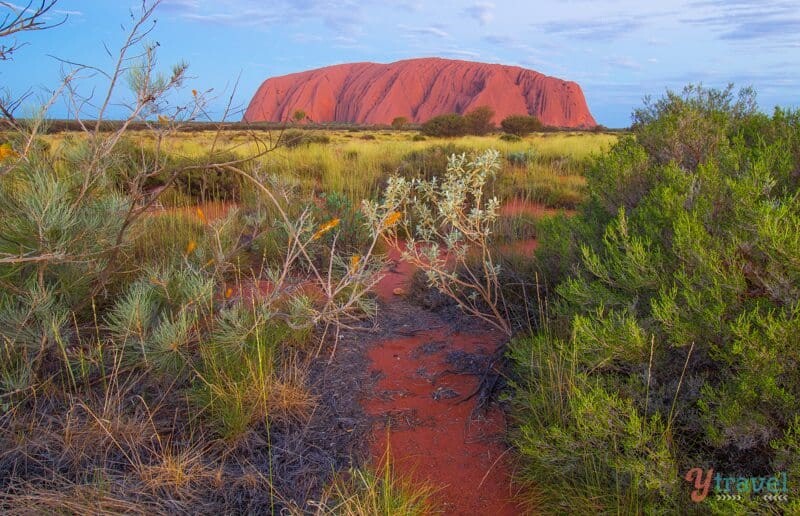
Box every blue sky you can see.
[3,0,799,127]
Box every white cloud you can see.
[160,0,365,38]
[463,2,494,26]
[604,56,641,70]
[397,24,449,39]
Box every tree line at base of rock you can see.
[417,106,545,137]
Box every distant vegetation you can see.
[7,115,617,135]
[421,113,469,137]
[420,109,548,138]
[464,106,495,136]
[292,109,308,123]
[421,106,501,137]
[499,133,522,142]
[500,114,543,136]
[281,128,331,148]
[391,116,408,129]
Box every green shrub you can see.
[0,147,130,309]
[500,114,542,136]
[192,302,304,440]
[513,85,800,513]
[420,113,467,137]
[292,109,307,123]
[170,150,247,202]
[107,265,213,375]
[106,137,169,193]
[499,133,521,142]
[397,143,470,181]
[510,333,680,512]
[506,149,537,167]
[282,129,331,148]
[313,190,371,249]
[391,116,409,130]
[421,109,496,137]
[109,139,248,202]
[411,134,426,142]
[464,106,495,135]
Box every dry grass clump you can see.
[0,484,159,516]
[314,440,436,515]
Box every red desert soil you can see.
[362,247,525,514]
[244,57,596,128]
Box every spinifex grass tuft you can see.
[318,435,436,515]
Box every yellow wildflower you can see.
[349,254,361,274]
[312,218,340,240]
[196,207,208,224]
[185,240,197,255]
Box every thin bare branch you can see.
[0,1,66,60]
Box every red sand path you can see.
[362,245,524,514]
[164,199,550,512]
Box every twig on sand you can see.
[457,340,509,418]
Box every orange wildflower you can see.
[196,207,208,224]
[185,240,197,255]
[383,211,402,228]
[0,143,18,161]
[312,218,340,240]
[349,254,361,274]
[224,287,234,299]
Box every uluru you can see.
[244,57,597,128]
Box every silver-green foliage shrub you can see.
[0,145,130,387]
[0,149,129,305]
[106,265,214,374]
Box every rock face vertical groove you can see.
[244,57,597,128]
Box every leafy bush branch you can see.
[366,149,512,335]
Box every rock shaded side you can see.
[244,57,597,128]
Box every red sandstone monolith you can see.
[244,57,597,128]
